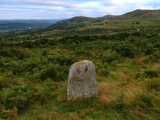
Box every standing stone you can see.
[67,60,98,100]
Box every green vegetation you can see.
[0,9,160,119]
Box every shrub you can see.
[135,69,159,79]
[39,64,60,81]
[101,50,121,63]
[149,50,160,62]
[137,93,153,108]
[131,32,141,36]
[24,62,38,72]
[0,74,15,90]
[144,70,159,78]
[100,68,110,76]
[135,71,146,79]
[113,42,141,58]
[144,44,155,55]
[0,109,13,119]
[0,47,29,60]
[22,41,35,48]
[34,38,49,45]
[41,49,48,56]
[116,32,129,40]
[147,78,160,91]
[0,84,35,110]
[40,67,56,80]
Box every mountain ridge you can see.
[48,9,160,30]
[117,9,160,20]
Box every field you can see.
[0,20,160,119]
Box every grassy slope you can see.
[0,27,160,119]
[17,61,160,120]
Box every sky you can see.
[0,0,160,20]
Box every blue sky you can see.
[0,0,159,19]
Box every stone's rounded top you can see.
[69,60,95,79]
[76,60,92,65]
[74,60,95,69]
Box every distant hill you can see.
[68,16,93,22]
[2,9,159,32]
[48,16,94,30]
[0,20,60,32]
[0,21,28,31]
[48,9,160,30]
[115,9,160,20]
[101,15,117,18]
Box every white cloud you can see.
[1,0,79,8]
[0,0,159,19]
[108,0,155,5]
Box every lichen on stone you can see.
[76,61,85,67]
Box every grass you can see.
[12,58,159,120]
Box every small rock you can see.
[67,60,98,100]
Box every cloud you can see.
[109,0,155,5]
[0,4,70,19]
[0,0,159,19]
[1,0,79,8]
[0,0,106,19]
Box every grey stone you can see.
[67,60,98,100]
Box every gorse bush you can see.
[147,78,160,91]
[135,69,159,79]
[100,68,110,76]
[39,65,59,80]
[0,74,15,90]
[0,84,35,110]
[101,50,121,63]
[144,69,159,78]
[149,50,160,62]
[0,47,30,60]
[113,41,141,58]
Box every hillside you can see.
[1,9,160,43]
[102,15,117,18]
[1,9,160,32]
[113,9,160,21]
[48,9,160,30]
[120,9,160,19]
[48,16,94,30]
[0,27,160,119]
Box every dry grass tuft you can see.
[99,94,111,105]
[122,84,143,106]
[134,57,147,65]
[79,108,95,118]
[131,109,144,117]
[99,82,109,95]
[98,82,121,106]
